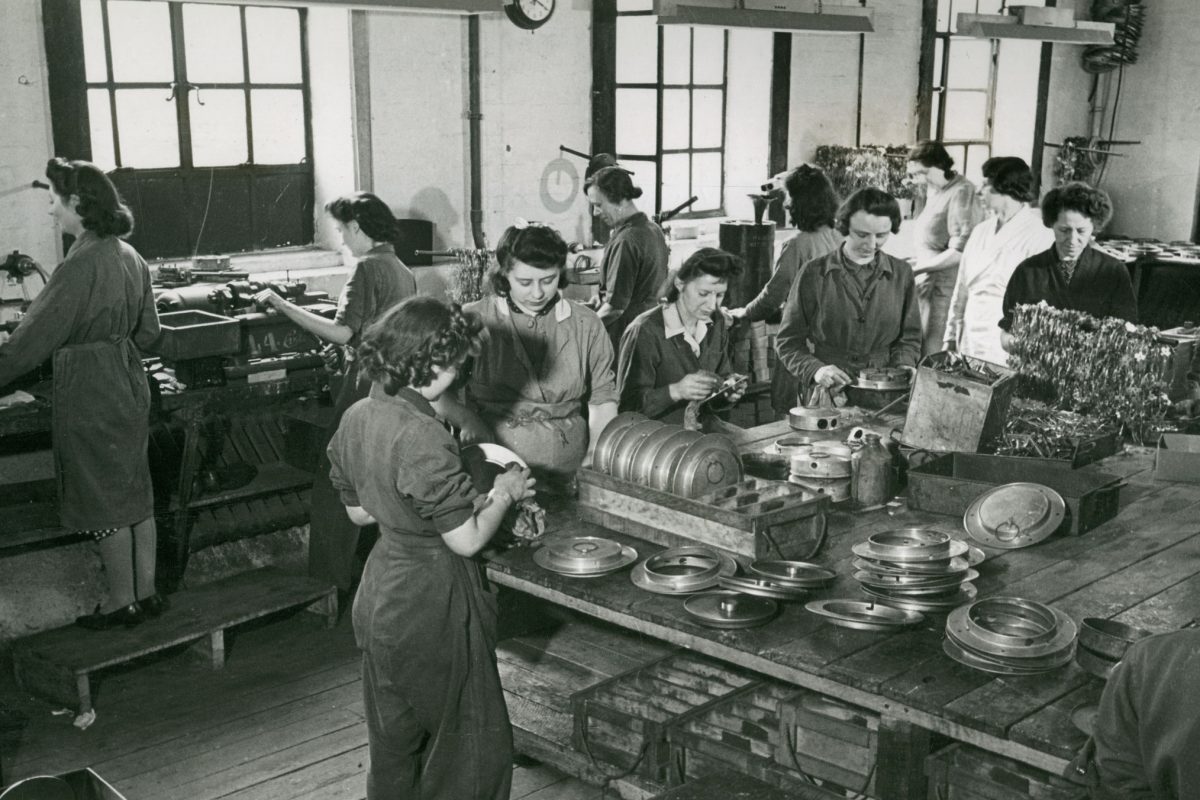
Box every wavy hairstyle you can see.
[324,192,402,245]
[665,247,743,303]
[356,296,483,395]
[981,157,1036,204]
[489,222,570,295]
[835,187,902,236]
[45,158,134,238]
[585,166,643,203]
[783,164,839,232]
[907,140,956,180]
[1040,182,1114,230]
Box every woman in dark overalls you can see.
[327,297,535,799]
[0,159,162,628]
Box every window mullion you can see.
[655,25,665,216]
[99,0,122,167]
[169,2,194,170]
[241,7,254,165]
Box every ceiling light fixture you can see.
[957,2,1115,45]
[655,0,874,34]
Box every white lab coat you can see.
[944,206,1055,366]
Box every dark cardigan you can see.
[999,244,1137,330]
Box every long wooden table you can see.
[486,419,1200,796]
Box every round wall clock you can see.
[539,157,579,214]
[505,0,555,30]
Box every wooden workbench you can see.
[485,418,1199,796]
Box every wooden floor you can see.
[0,611,608,800]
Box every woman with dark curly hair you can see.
[327,296,535,800]
[0,158,162,629]
[617,248,746,424]
[256,192,417,594]
[728,164,842,413]
[458,222,618,490]
[999,182,1137,345]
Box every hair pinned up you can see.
[585,166,643,203]
[981,157,1036,204]
[665,247,743,303]
[490,221,570,295]
[835,187,902,236]
[45,158,134,238]
[324,192,402,245]
[783,165,839,233]
[907,140,956,180]
[356,297,483,395]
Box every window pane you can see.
[251,89,306,164]
[662,90,689,150]
[949,0,978,33]
[622,161,658,208]
[246,7,302,84]
[965,143,990,185]
[933,38,944,89]
[108,1,173,83]
[691,152,722,211]
[190,89,247,167]
[936,0,952,31]
[663,27,690,85]
[615,89,657,156]
[114,89,180,168]
[692,89,722,149]
[947,38,992,90]
[947,145,968,173]
[616,16,657,84]
[661,153,690,215]
[183,4,244,84]
[942,90,988,140]
[692,28,725,84]
[617,0,652,10]
[87,90,116,170]
[81,0,108,82]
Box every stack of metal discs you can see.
[533,536,639,578]
[630,545,738,595]
[851,528,984,614]
[943,597,1077,675]
[1075,617,1154,680]
[788,446,853,503]
[591,413,742,498]
[716,559,837,601]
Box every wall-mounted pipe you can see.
[467,14,486,250]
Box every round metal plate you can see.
[1075,645,1120,680]
[628,426,679,486]
[789,452,852,479]
[854,569,978,592]
[685,591,778,629]
[866,528,952,559]
[1071,703,1099,736]
[851,556,971,577]
[718,575,810,601]
[965,545,987,566]
[534,537,639,576]
[770,435,817,456]
[749,560,837,588]
[963,483,1066,549]
[0,777,76,800]
[812,441,854,458]
[852,539,969,564]
[631,549,737,595]
[635,546,737,591]
[942,637,1065,676]
[805,599,925,630]
[946,601,1077,659]
[862,583,977,614]
[1079,618,1153,661]
[788,406,842,432]
[672,437,743,498]
[593,412,645,475]
[964,597,1059,648]
[650,429,704,492]
[612,420,667,481]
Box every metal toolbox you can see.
[902,352,1017,454]
[925,743,1086,800]
[907,453,1122,537]
[156,310,241,361]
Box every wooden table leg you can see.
[875,715,932,800]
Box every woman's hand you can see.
[492,464,536,504]
[456,415,493,445]
[669,371,721,402]
[254,289,286,310]
[726,306,748,321]
[1000,331,1016,353]
[813,364,853,389]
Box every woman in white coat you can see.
[942,157,1054,365]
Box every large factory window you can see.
[609,0,728,218]
[43,0,314,260]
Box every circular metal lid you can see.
[718,575,810,600]
[855,367,911,391]
[771,435,817,456]
[628,425,679,486]
[533,537,639,576]
[805,599,925,631]
[852,538,969,564]
[593,412,646,475]
[649,429,704,492]
[851,556,971,577]
[863,583,977,614]
[749,560,837,588]
[854,569,978,592]
[812,441,854,458]
[963,483,1066,549]
[1079,617,1154,661]
[1071,702,1099,736]
[685,591,778,629]
[631,548,737,595]
[964,597,1059,648]
[867,528,951,559]
[946,600,1077,659]
[942,637,1068,676]
[790,452,852,479]
[672,437,743,498]
[965,544,988,566]
[1075,645,1119,680]
[612,420,667,481]
[788,406,842,432]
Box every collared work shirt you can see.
[911,174,982,263]
[999,244,1138,330]
[334,243,417,348]
[598,211,670,347]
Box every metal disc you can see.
[592,412,645,475]
[855,367,911,391]
[854,569,978,592]
[942,637,1065,676]
[851,556,972,577]
[718,575,809,601]
[628,425,679,486]
[805,599,925,630]
[534,537,639,576]
[789,452,853,479]
[749,560,837,588]
[612,420,666,481]
[946,600,1077,659]
[685,591,778,629]
[672,437,743,498]
[963,483,1066,549]
[788,406,842,432]
[852,539,969,564]
[649,429,704,492]
[963,597,1060,648]
[630,546,738,595]
[863,583,977,614]
[965,544,988,566]
[866,528,952,559]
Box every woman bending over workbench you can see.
[255,192,417,595]
[327,296,534,800]
[0,159,163,629]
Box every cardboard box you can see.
[1156,434,1200,483]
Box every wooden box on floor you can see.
[576,469,829,561]
[570,652,756,782]
[776,687,880,797]
[925,744,1086,800]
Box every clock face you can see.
[539,157,579,214]
[506,0,554,29]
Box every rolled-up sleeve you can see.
[946,183,981,252]
[400,440,478,534]
[334,262,366,342]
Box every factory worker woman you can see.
[462,222,618,490]
[617,248,745,425]
[256,192,417,595]
[586,166,671,350]
[942,156,1054,365]
[775,187,922,397]
[999,181,1137,345]
[327,296,535,800]
[0,159,163,629]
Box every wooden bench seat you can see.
[12,567,336,714]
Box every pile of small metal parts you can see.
[630,545,738,595]
[1075,617,1154,680]
[786,442,854,503]
[684,559,836,629]
[592,413,743,498]
[991,399,1116,461]
[851,528,983,615]
[532,536,639,578]
[943,597,1078,675]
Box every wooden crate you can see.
[776,687,880,797]
[577,469,829,561]
[571,652,756,782]
[925,744,1086,800]
[902,352,1017,454]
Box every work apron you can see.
[355,532,512,800]
[52,337,153,530]
[476,397,587,491]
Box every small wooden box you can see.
[776,688,880,796]
[925,744,1086,800]
[571,652,756,782]
[902,352,1017,454]
[577,469,829,561]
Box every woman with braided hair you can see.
[327,295,535,800]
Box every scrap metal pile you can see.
[990,399,1117,461]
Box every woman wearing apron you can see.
[0,159,162,629]
[465,222,619,492]
[255,192,418,594]
[327,297,535,799]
